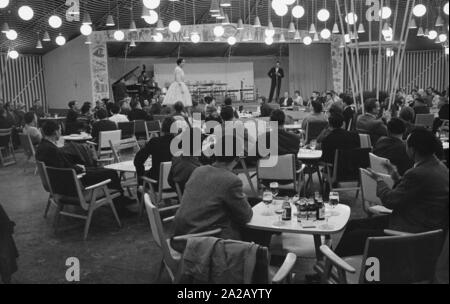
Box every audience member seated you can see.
[342,95,356,130]
[413,97,430,115]
[67,100,79,117]
[128,99,152,121]
[204,96,217,118]
[373,118,414,176]
[78,102,93,133]
[22,112,42,145]
[168,129,203,194]
[399,106,416,139]
[65,109,83,135]
[0,107,14,129]
[30,99,45,118]
[293,90,304,106]
[109,104,129,125]
[223,97,239,119]
[335,128,449,257]
[301,100,327,131]
[262,110,300,156]
[91,109,118,143]
[120,99,131,116]
[191,100,205,120]
[171,135,253,253]
[356,98,388,144]
[279,92,293,107]
[134,116,175,184]
[321,113,360,164]
[259,103,274,118]
[36,121,123,193]
[13,103,26,127]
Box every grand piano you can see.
[112,65,159,104]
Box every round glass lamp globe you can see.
[303,36,312,45]
[213,25,225,37]
[191,32,200,43]
[320,28,331,39]
[8,50,19,59]
[49,15,62,28]
[292,5,305,18]
[18,6,34,21]
[413,4,427,17]
[0,0,9,9]
[55,35,66,46]
[6,29,17,40]
[317,9,330,22]
[114,30,125,41]
[345,12,358,25]
[143,0,160,10]
[80,24,92,36]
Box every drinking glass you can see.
[262,191,273,216]
[328,191,340,216]
[273,208,286,227]
[310,139,317,150]
[270,182,279,198]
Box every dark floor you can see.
[0,152,365,284]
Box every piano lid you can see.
[112,66,140,86]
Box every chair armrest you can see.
[86,141,97,146]
[97,158,114,163]
[77,173,86,179]
[296,164,306,174]
[84,179,111,191]
[320,245,356,273]
[163,216,175,223]
[172,228,223,241]
[384,229,414,237]
[271,253,297,284]
[142,176,158,184]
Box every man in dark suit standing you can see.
[268,61,284,103]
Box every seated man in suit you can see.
[413,97,431,115]
[373,118,414,176]
[91,109,118,143]
[335,128,449,256]
[279,92,294,107]
[36,120,123,193]
[321,113,360,164]
[262,109,300,156]
[128,99,152,122]
[171,134,253,253]
[356,98,388,145]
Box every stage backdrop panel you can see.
[154,62,254,91]
[289,44,333,99]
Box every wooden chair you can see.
[46,166,122,240]
[324,148,371,200]
[36,161,57,218]
[257,154,306,196]
[0,128,16,167]
[118,121,135,139]
[318,229,444,284]
[305,121,328,144]
[415,114,435,129]
[359,134,372,149]
[19,133,37,174]
[359,169,393,217]
[134,120,149,146]
[144,193,222,283]
[140,162,179,215]
[369,153,390,174]
[232,157,258,197]
[153,115,169,123]
[109,138,140,197]
[89,130,121,164]
[144,194,297,284]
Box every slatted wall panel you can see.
[0,54,47,111]
[344,49,449,94]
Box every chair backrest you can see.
[347,118,353,131]
[369,153,390,174]
[99,130,122,150]
[359,134,372,149]
[159,162,172,191]
[154,115,169,123]
[118,121,135,139]
[258,154,296,181]
[19,133,35,158]
[360,168,393,214]
[45,166,87,208]
[305,120,328,143]
[36,161,51,193]
[146,120,161,133]
[109,138,140,163]
[0,128,12,147]
[144,193,178,280]
[134,120,148,136]
[333,148,371,183]
[359,230,444,284]
[415,114,435,129]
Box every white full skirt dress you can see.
[163,66,192,107]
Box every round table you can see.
[62,134,93,142]
[104,160,152,173]
[297,149,322,160]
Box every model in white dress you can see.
[163,60,192,107]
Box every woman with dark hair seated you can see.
[65,109,83,135]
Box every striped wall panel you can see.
[0,54,47,111]
[344,49,449,94]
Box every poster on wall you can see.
[89,33,110,102]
